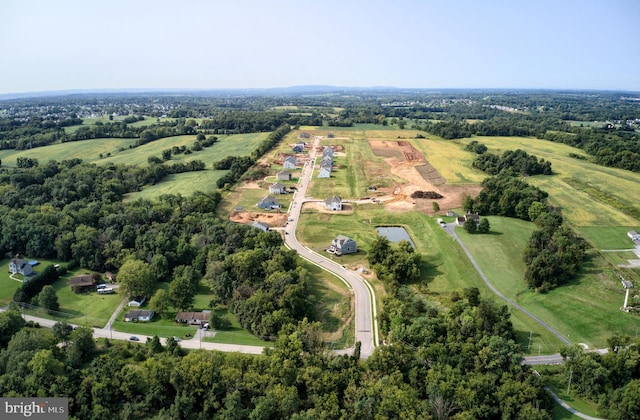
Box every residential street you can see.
[282,136,378,358]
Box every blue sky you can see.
[1,0,639,93]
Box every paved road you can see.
[443,223,572,347]
[283,136,377,359]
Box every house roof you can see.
[333,235,354,245]
[10,258,29,268]
[125,310,154,319]
[325,195,341,205]
[284,156,297,162]
[259,195,279,205]
[252,221,270,230]
[69,274,95,287]
[175,312,209,322]
[277,170,291,176]
[270,182,286,190]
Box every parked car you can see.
[129,336,139,341]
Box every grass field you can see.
[0,138,137,166]
[456,216,640,349]
[460,136,640,229]
[3,263,124,328]
[124,171,226,201]
[295,203,565,352]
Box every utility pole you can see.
[567,368,573,393]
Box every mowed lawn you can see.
[456,217,640,349]
[124,171,226,201]
[296,204,564,352]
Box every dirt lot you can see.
[230,210,289,227]
[369,140,481,215]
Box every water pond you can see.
[376,226,415,248]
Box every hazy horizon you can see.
[2,0,639,94]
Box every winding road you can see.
[282,136,378,358]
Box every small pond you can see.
[376,226,415,248]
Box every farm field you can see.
[459,136,640,229]
[0,138,137,165]
[124,171,226,201]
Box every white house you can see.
[323,146,334,158]
[318,162,332,178]
[269,182,287,194]
[276,171,292,181]
[124,310,155,322]
[283,156,297,169]
[252,221,270,231]
[328,235,357,255]
[128,296,147,307]
[628,231,640,241]
[257,195,281,210]
[9,258,33,276]
[325,196,342,211]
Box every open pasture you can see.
[125,171,226,200]
[457,216,640,349]
[464,136,640,226]
[0,138,137,166]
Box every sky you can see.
[1,0,639,94]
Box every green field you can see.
[124,171,226,201]
[456,216,640,349]
[295,203,565,353]
[2,263,124,328]
[459,136,640,229]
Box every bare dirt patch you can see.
[230,210,288,227]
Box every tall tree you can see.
[37,285,59,313]
[118,259,155,297]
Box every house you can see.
[252,221,270,232]
[175,311,210,325]
[317,162,332,178]
[257,195,281,210]
[325,195,342,211]
[446,211,458,217]
[69,274,95,292]
[299,132,310,139]
[276,170,292,181]
[456,213,480,225]
[327,132,335,138]
[124,310,155,322]
[323,146,334,157]
[328,235,357,256]
[628,231,640,242]
[292,143,305,153]
[9,258,33,276]
[283,156,297,169]
[128,296,147,307]
[269,182,287,195]
[321,155,333,168]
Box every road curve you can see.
[282,136,377,358]
[443,223,572,346]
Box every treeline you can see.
[215,123,291,188]
[556,340,640,419]
[523,212,587,291]
[472,148,552,176]
[367,235,421,294]
[468,174,549,221]
[0,294,553,419]
[466,173,586,291]
[12,265,60,304]
[205,234,312,337]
